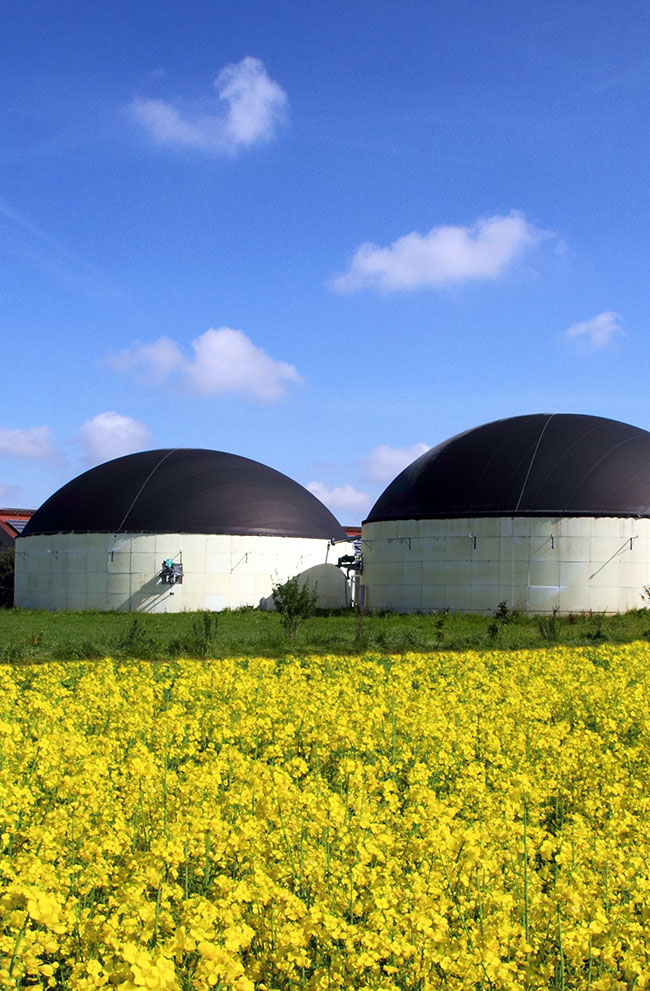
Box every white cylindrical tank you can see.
[15,449,352,612]
[362,515,650,614]
[15,531,349,612]
[362,414,650,614]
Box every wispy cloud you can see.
[562,311,625,349]
[0,198,117,298]
[130,57,288,154]
[333,211,549,292]
[77,412,151,466]
[306,482,372,520]
[0,426,58,462]
[361,443,430,483]
[108,326,302,401]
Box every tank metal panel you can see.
[362,516,650,614]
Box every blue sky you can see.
[2,0,649,521]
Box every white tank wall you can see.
[361,516,650,614]
[15,532,352,613]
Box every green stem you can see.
[8,914,29,979]
[184,831,189,900]
[523,795,529,942]
[277,799,298,884]
[151,879,162,947]
[557,905,565,991]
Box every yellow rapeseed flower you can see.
[2,646,650,987]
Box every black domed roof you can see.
[366,414,650,523]
[24,449,346,539]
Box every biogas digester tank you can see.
[16,449,351,612]
[361,413,650,614]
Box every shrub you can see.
[272,575,318,640]
[115,617,157,658]
[493,600,511,621]
[0,548,15,608]
[168,611,218,659]
[432,611,447,646]
[538,606,560,642]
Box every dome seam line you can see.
[514,413,554,512]
[116,449,179,533]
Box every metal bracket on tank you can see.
[386,536,411,550]
[230,552,250,573]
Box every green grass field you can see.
[2,603,650,663]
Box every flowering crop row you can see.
[1,644,650,990]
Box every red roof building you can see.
[0,509,34,550]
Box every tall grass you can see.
[2,604,650,662]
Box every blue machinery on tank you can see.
[160,556,183,586]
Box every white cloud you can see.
[186,328,301,399]
[109,327,302,401]
[361,443,430,484]
[111,336,185,383]
[333,211,548,292]
[77,412,151,465]
[130,56,288,154]
[307,482,373,520]
[0,426,57,462]
[563,311,624,349]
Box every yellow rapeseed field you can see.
[1,644,650,990]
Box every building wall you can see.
[15,532,352,612]
[0,524,15,550]
[361,516,650,614]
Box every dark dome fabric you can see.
[24,449,346,539]
[366,414,650,522]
